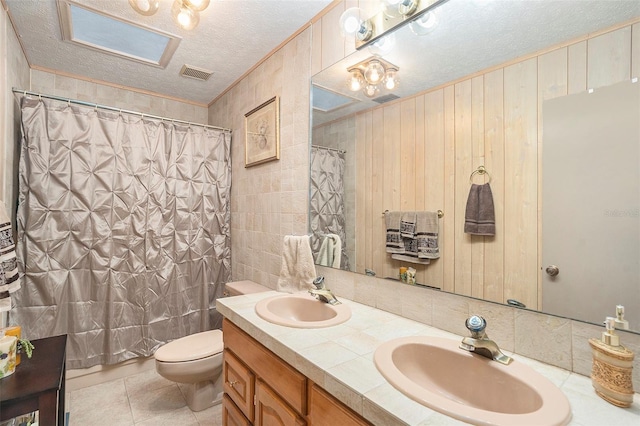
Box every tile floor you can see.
[66,369,222,426]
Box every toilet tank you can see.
[224,280,270,296]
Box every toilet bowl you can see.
[154,280,269,411]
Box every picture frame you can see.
[244,96,280,167]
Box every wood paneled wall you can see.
[328,22,640,309]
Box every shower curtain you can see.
[13,96,231,368]
[309,146,350,270]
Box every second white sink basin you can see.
[255,293,351,328]
[374,336,572,426]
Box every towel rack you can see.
[382,209,444,218]
[470,165,491,184]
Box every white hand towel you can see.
[315,234,342,269]
[277,235,317,293]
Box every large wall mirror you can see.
[309,0,640,331]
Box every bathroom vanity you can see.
[222,319,370,425]
[218,291,640,425]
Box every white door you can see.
[542,80,640,330]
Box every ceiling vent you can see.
[179,64,213,81]
[372,94,400,104]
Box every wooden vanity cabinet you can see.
[222,319,371,426]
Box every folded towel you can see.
[464,183,496,236]
[277,235,317,293]
[417,211,440,259]
[385,211,405,253]
[400,212,417,239]
[316,234,342,269]
[391,253,431,265]
[0,201,20,295]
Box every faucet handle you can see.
[312,276,325,289]
[465,315,487,337]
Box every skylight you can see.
[57,0,181,68]
[312,85,358,112]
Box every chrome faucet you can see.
[460,315,513,365]
[308,276,341,305]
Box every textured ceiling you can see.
[5,0,333,105]
[312,0,640,125]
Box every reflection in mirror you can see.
[309,0,640,331]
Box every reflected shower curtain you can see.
[13,97,231,368]
[309,147,350,270]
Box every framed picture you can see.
[244,96,280,167]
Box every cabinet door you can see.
[223,394,251,426]
[224,350,255,422]
[255,380,305,426]
[308,384,371,426]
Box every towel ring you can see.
[470,166,491,184]
[382,209,444,218]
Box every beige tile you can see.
[401,283,433,326]
[334,330,386,356]
[363,382,434,425]
[128,383,187,423]
[124,368,174,397]
[299,341,360,370]
[571,321,602,378]
[514,310,572,370]
[327,356,387,395]
[431,291,470,337]
[468,299,515,352]
[133,406,198,426]
[192,402,223,426]
[68,378,133,426]
[321,374,364,415]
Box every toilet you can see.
[154,280,269,411]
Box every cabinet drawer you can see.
[308,384,372,426]
[223,394,251,426]
[223,319,307,414]
[224,350,255,422]
[255,380,305,426]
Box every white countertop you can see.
[217,291,640,425]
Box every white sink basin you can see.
[255,293,351,328]
[374,336,572,426]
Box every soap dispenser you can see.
[588,307,635,407]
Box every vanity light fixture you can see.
[347,57,399,98]
[130,0,210,30]
[383,0,419,18]
[128,0,160,16]
[409,10,439,36]
[339,7,373,42]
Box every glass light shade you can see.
[368,33,396,56]
[339,7,372,41]
[364,60,385,84]
[129,0,159,16]
[409,11,439,36]
[382,0,402,18]
[172,0,200,30]
[363,84,380,98]
[347,70,364,92]
[384,69,399,90]
[183,0,210,12]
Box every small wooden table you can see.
[0,334,67,425]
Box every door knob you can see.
[545,265,559,276]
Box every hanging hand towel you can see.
[277,235,317,293]
[0,201,20,295]
[385,211,405,253]
[464,183,496,236]
[315,234,342,269]
[400,212,417,238]
[417,211,440,259]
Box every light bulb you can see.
[172,0,200,30]
[183,0,210,12]
[368,33,396,55]
[339,7,372,41]
[409,11,438,36]
[384,69,398,90]
[364,60,385,84]
[363,84,380,98]
[129,0,159,16]
[347,70,364,92]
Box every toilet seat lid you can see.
[155,330,223,362]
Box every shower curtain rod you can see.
[312,144,346,154]
[12,88,232,133]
